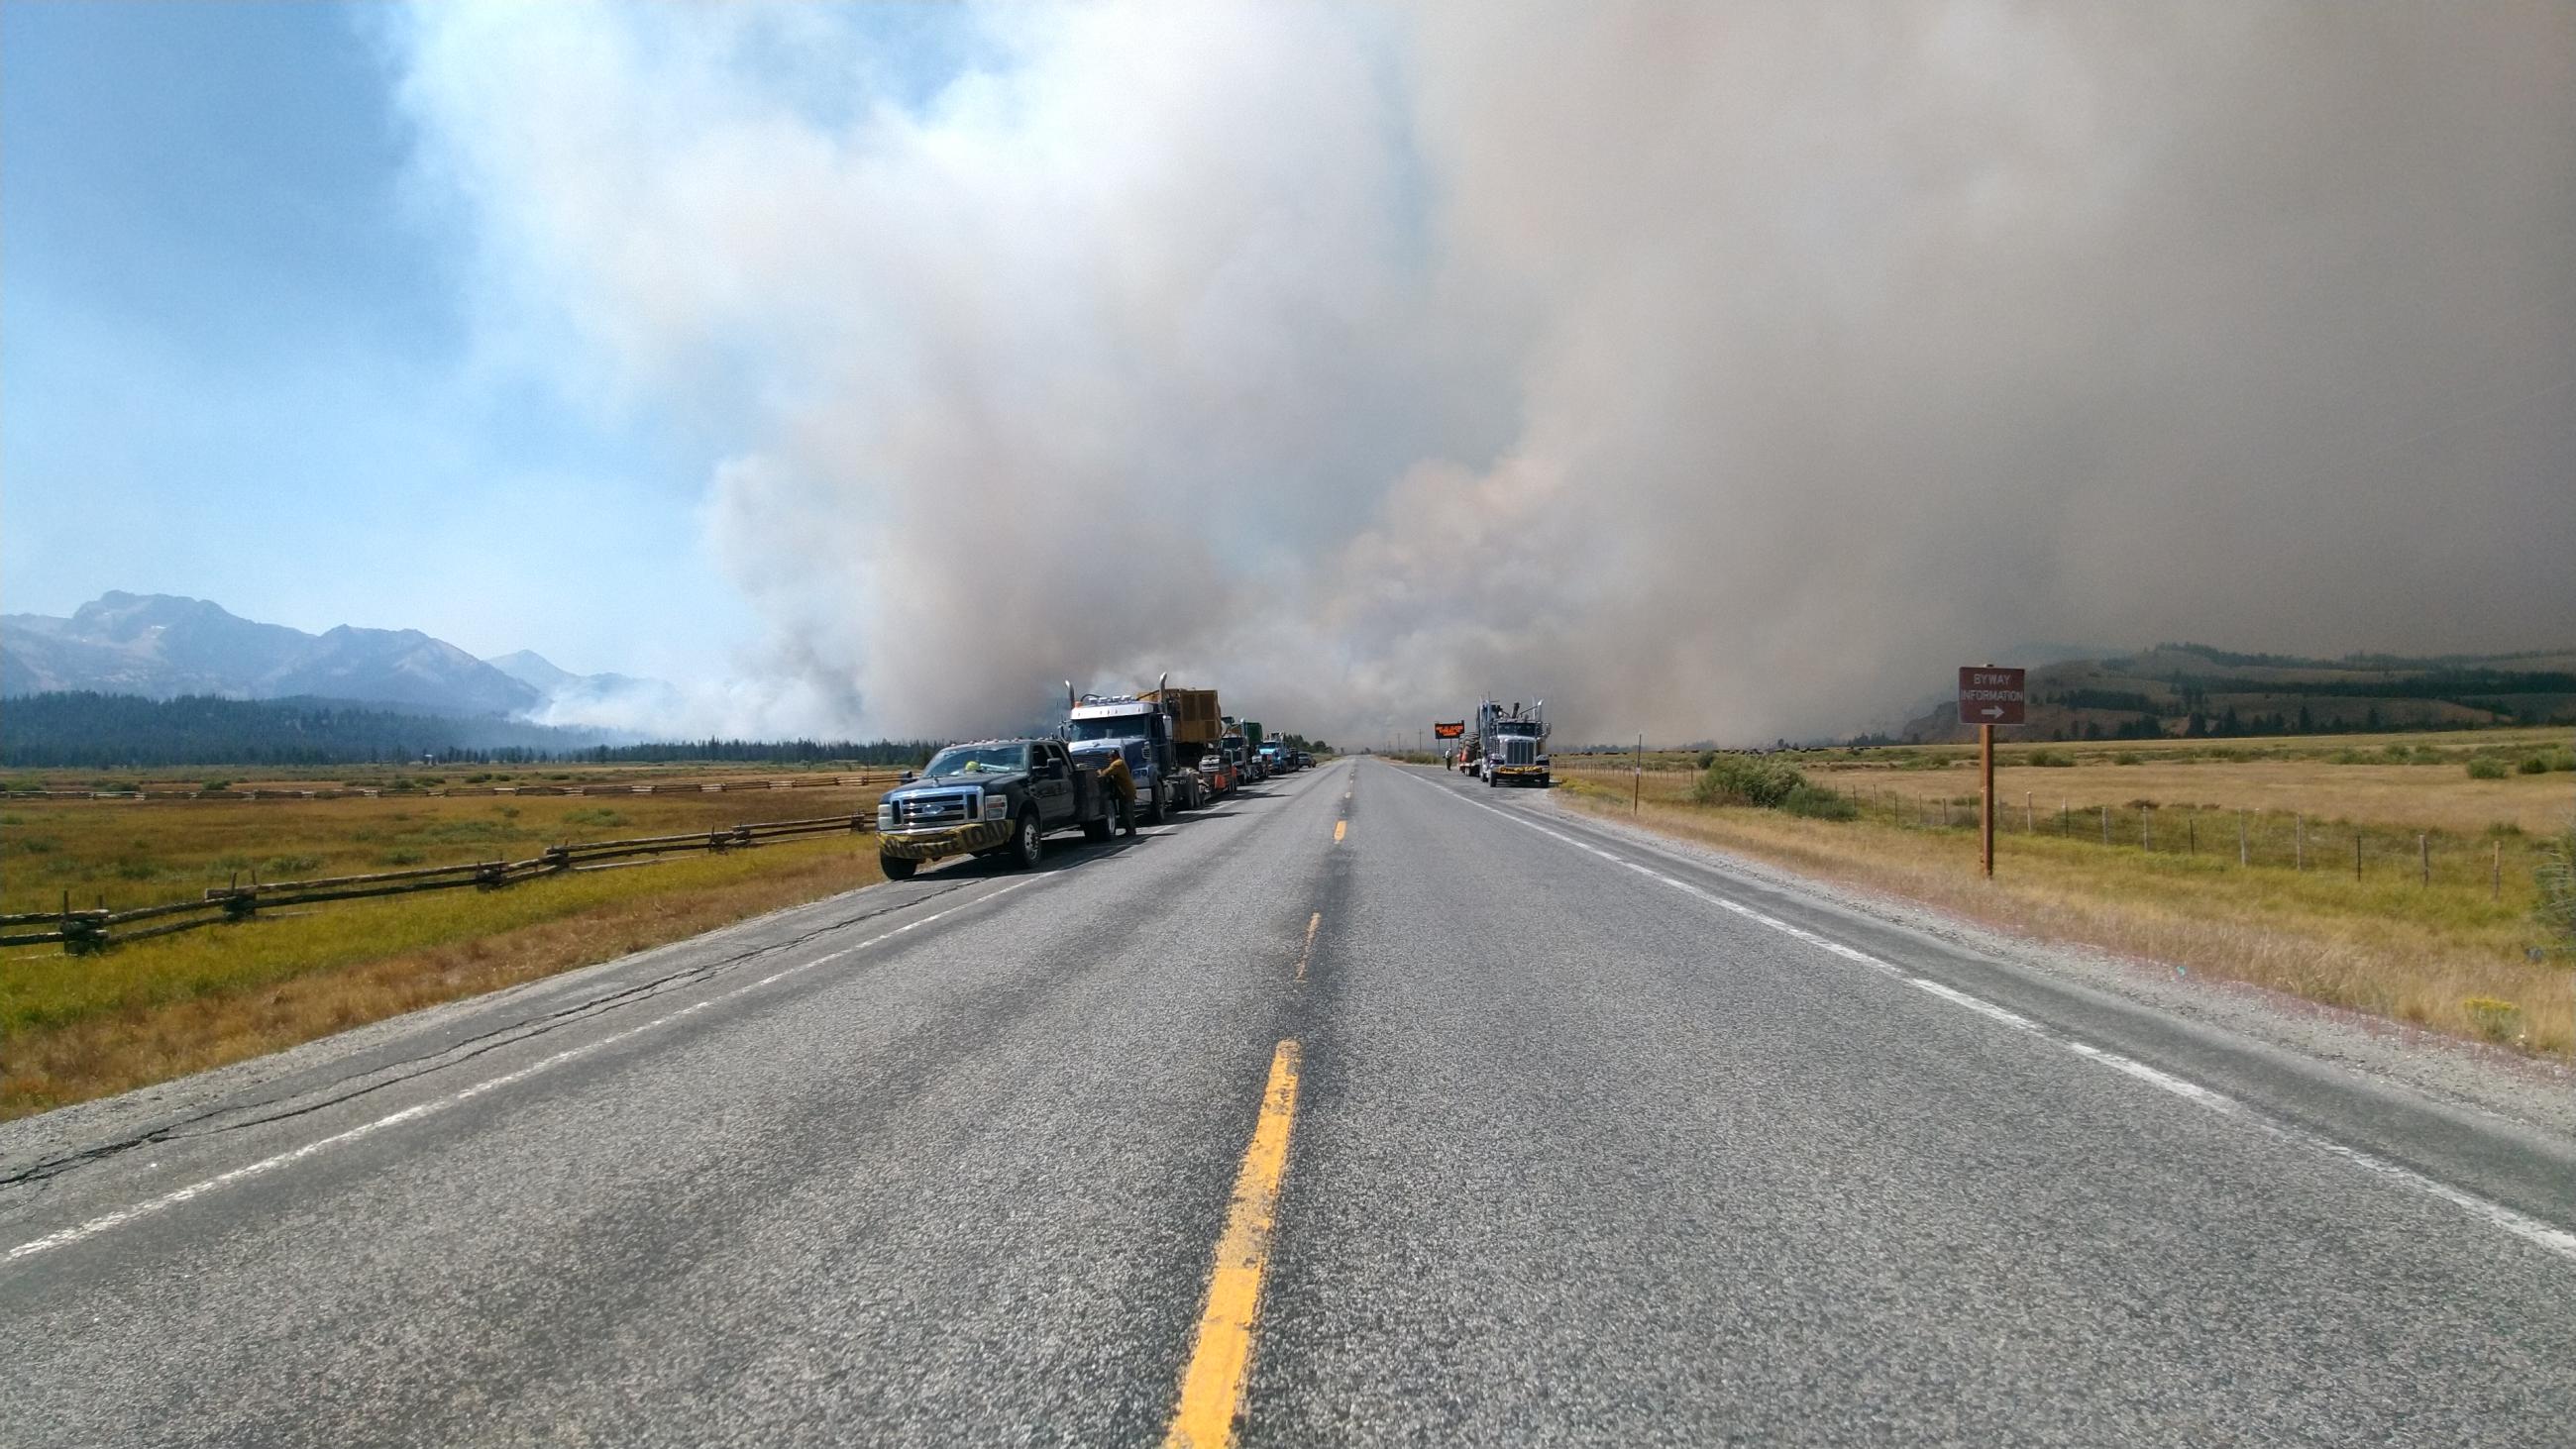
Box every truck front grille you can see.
[899,790,977,824]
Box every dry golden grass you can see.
[1554,755,2576,1059]
[1827,756,2574,838]
[1,784,889,1117]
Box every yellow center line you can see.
[1164,1040,1304,1449]
[1295,912,1320,982]
[1333,819,1346,843]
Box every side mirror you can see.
[899,770,916,783]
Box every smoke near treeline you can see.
[392,3,2576,746]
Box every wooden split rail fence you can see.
[3,773,900,803]
[0,813,878,955]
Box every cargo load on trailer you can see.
[1142,683,1229,797]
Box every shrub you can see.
[2327,749,2368,765]
[265,856,323,876]
[1694,750,1717,771]
[1782,783,1859,820]
[2112,752,2142,766]
[2023,748,2074,768]
[563,808,629,829]
[2467,758,2511,779]
[2517,755,2552,776]
[1693,754,1804,808]
[2548,749,2576,774]
[375,850,425,867]
[200,779,233,792]
[2461,996,2522,1043]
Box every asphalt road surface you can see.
[5,758,2573,1446]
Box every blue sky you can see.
[0,2,974,676]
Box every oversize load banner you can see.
[1433,721,1466,739]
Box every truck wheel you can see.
[1011,810,1043,870]
[1486,774,1498,787]
[879,855,917,880]
[1144,780,1166,825]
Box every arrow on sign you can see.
[1980,706,2005,719]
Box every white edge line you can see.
[1383,761,2576,1264]
[7,879,1036,1264]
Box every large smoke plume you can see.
[393,3,2576,745]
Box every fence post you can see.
[2354,832,2363,881]
[2142,807,2152,852]
[2418,833,2428,887]
[2100,804,2110,845]
[2187,813,2196,856]
[2239,810,2248,868]
[2297,815,2306,871]
[2024,792,2033,833]
[2494,840,2503,900]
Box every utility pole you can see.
[1634,733,1643,813]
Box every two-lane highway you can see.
[4,759,2572,1446]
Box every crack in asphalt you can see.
[0,880,990,1191]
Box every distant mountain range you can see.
[1888,643,2576,743]
[1,591,663,721]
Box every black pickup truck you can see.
[875,738,1131,880]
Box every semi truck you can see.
[1063,673,1208,823]
[1220,717,1255,782]
[1477,698,1551,787]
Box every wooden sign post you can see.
[1959,667,2028,880]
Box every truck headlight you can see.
[982,790,1012,821]
[877,803,897,828]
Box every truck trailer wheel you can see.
[879,854,918,880]
[1143,780,1166,825]
[1011,810,1044,870]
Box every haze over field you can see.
[11,4,2573,743]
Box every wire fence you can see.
[1843,782,2532,896]
[0,812,878,955]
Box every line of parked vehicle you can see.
[871,677,1317,880]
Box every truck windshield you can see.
[921,744,1030,776]
[1064,716,1145,742]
